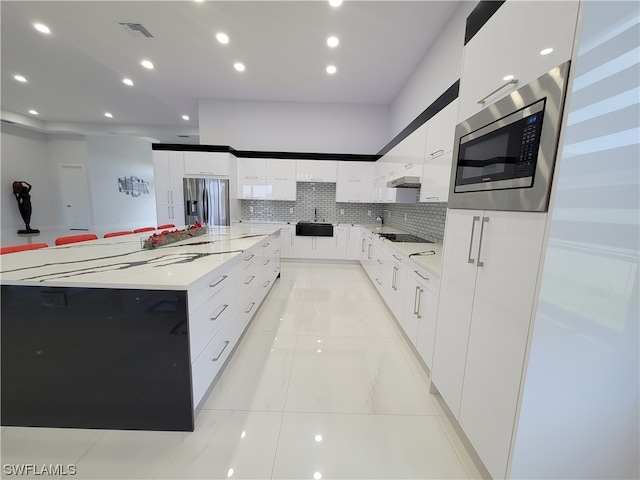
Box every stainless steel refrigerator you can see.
[183,178,229,226]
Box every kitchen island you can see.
[0,226,281,432]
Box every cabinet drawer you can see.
[236,286,264,332]
[191,314,244,408]
[237,261,260,300]
[189,287,238,363]
[409,265,440,295]
[187,261,239,313]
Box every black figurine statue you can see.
[13,181,40,234]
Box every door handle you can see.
[362,238,365,252]
[477,216,489,267]
[375,278,382,286]
[245,302,256,314]
[245,275,255,284]
[413,285,420,316]
[245,254,255,261]
[209,275,228,288]
[212,340,230,362]
[392,266,397,290]
[430,149,444,157]
[468,216,480,264]
[210,304,229,321]
[414,270,429,282]
[416,288,424,319]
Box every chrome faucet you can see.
[314,208,317,222]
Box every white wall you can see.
[1,124,61,233]
[510,2,640,478]
[198,99,389,154]
[85,136,156,232]
[389,1,476,137]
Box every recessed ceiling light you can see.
[503,74,514,81]
[182,115,190,121]
[315,434,323,442]
[326,65,337,74]
[14,74,27,82]
[122,78,134,86]
[29,109,38,115]
[540,47,554,55]
[140,59,154,70]
[34,23,51,34]
[329,0,342,6]
[216,32,229,44]
[234,62,245,72]
[104,112,113,118]
[327,36,339,48]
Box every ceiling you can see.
[1,1,460,145]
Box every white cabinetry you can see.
[294,236,335,259]
[153,150,185,226]
[237,158,267,200]
[296,160,337,183]
[184,151,230,176]
[336,161,373,202]
[424,99,459,159]
[408,266,439,369]
[266,159,296,201]
[431,209,547,479]
[279,224,295,258]
[346,226,361,260]
[457,1,580,122]
[420,151,453,203]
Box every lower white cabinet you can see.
[279,225,295,258]
[334,226,361,260]
[294,236,335,259]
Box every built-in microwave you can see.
[448,61,571,212]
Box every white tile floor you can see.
[0,261,484,480]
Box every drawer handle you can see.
[377,259,383,265]
[274,250,279,255]
[245,275,255,284]
[199,171,215,175]
[274,266,280,273]
[210,304,229,321]
[478,78,518,104]
[245,302,256,314]
[263,280,270,288]
[375,278,382,286]
[349,179,362,182]
[430,149,444,157]
[424,196,440,200]
[245,254,255,261]
[263,259,270,265]
[392,254,402,261]
[274,177,287,180]
[404,162,413,169]
[263,243,270,248]
[414,270,430,282]
[212,340,230,362]
[209,275,228,288]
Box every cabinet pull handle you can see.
[413,286,420,315]
[416,288,424,319]
[414,270,430,282]
[468,216,480,264]
[274,266,279,273]
[212,340,230,362]
[274,250,279,255]
[348,179,361,182]
[368,244,372,260]
[246,176,258,179]
[375,278,382,286]
[167,191,170,203]
[263,243,270,248]
[377,259,383,265]
[200,171,215,175]
[245,302,256,314]
[263,259,270,265]
[263,280,270,288]
[392,266,397,290]
[245,254,255,261]
[245,275,255,284]
[424,196,439,200]
[210,304,229,321]
[430,149,444,157]
[171,206,175,219]
[392,254,402,261]
[477,216,489,267]
[404,163,413,169]
[209,275,228,288]
[170,190,174,203]
[167,205,171,218]
[478,79,518,104]
[275,177,287,180]
[362,239,366,252]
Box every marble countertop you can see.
[0,226,280,290]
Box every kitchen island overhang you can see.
[0,226,282,432]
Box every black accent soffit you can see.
[376,80,459,157]
[152,144,232,152]
[465,0,505,45]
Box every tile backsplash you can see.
[239,182,447,243]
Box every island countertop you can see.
[0,226,280,290]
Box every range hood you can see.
[386,176,421,188]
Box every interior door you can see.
[58,165,89,230]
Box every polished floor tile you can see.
[271,412,469,479]
[285,335,438,415]
[0,260,479,480]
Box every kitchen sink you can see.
[296,222,334,237]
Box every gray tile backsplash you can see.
[240,182,447,243]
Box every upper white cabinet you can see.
[184,151,230,176]
[296,160,337,183]
[237,158,267,180]
[457,1,580,122]
[424,99,459,159]
[336,162,373,202]
[266,159,296,181]
[431,208,547,479]
[153,150,185,226]
[420,151,453,203]
[337,161,374,183]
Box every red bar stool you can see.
[104,231,133,238]
[54,234,98,246]
[0,243,49,255]
[133,227,156,233]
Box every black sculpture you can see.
[13,181,39,234]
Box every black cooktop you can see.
[378,233,433,243]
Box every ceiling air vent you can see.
[119,22,154,38]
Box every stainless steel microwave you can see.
[448,61,571,212]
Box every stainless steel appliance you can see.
[183,178,229,226]
[387,176,421,189]
[449,61,571,212]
